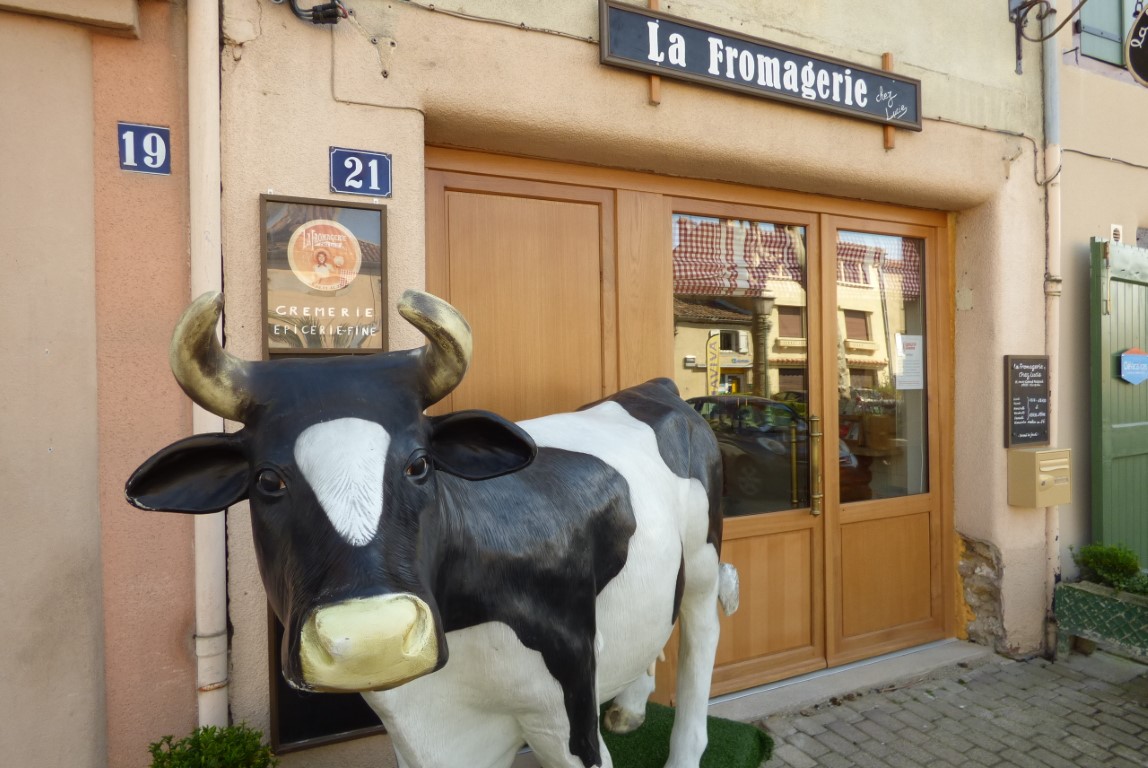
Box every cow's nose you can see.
[299,594,438,692]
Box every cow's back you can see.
[597,378,723,552]
[519,379,720,695]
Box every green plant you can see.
[1071,543,1142,591]
[149,724,278,768]
[1126,571,1148,596]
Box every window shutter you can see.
[778,306,805,338]
[844,310,870,341]
[1081,0,1134,66]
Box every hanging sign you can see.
[1127,7,1148,87]
[1004,355,1050,447]
[598,0,921,130]
[1120,347,1148,384]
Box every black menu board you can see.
[1005,355,1050,447]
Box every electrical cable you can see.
[289,0,349,25]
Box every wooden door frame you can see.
[425,147,956,692]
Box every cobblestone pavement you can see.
[759,653,1148,768]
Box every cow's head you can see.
[125,291,536,692]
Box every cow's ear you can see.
[428,410,536,481]
[125,433,249,513]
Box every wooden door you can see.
[822,216,951,665]
[1091,238,1148,564]
[665,199,829,693]
[425,172,618,420]
[670,207,952,694]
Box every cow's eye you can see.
[404,455,431,484]
[255,468,287,496]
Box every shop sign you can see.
[261,195,387,355]
[1120,347,1148,385]
[599,0,921,131]
[706,334,721,394]
[1127,7,1148,88]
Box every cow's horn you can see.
[169,292,253,422]
[398,290,472,406]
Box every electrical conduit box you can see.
[1007,448,1071,507]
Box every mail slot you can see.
[1007,448,1071,507]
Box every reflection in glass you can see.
[836,231,928,500]
[671,214,819,515]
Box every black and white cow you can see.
[126,291,736,768]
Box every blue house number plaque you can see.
[118,122,171,176]
[330,147,392,198]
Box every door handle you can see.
[789,422,799,508]
[810,414,823,516]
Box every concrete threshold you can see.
[708,638,992,722]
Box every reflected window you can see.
[672,213,810,515]
[836,231,928,500]
[777,306,805,339]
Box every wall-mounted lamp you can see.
[1009,0,1092,74]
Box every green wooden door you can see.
[1091,238,1148,564]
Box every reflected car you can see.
[686,395,872,508]
[771,390,808,417]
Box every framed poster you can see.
[261,195,386,355]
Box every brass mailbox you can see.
[1007,448,1071,507]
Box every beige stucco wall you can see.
[218,0,1056,761]
[0,12,106,768]
[1057,48,1148,576]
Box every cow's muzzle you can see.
[298,594,439,692]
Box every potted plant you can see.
[149,724,278,768]
[1054,543,1148,659]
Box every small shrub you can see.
[1072,543,1142,591]
[1126,571,1148,596]
[149,724,278,768]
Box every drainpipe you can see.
[188,0,229,727]
[1041,1,1064,645]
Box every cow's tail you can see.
[717,562,740,616]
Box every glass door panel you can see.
[671,213,810,516]
[834,230,928,501]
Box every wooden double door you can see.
[425,148,954,696]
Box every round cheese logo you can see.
[287,219,362,291]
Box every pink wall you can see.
[93,3,198,765]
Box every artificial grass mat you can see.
[601,702,772,768]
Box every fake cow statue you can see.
[126,290,737,768]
